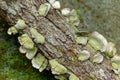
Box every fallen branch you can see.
[0,0,119,80]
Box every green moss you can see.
[0,34,55,80]
[0,18,55,80]
[76,9,83,22]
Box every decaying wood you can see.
[0,0,118,80]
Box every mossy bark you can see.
[0,0,118,80]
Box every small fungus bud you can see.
[48,0,60,9]
[52,1,60,9]
[75,37,88,45]
[15,19,26,29]
[19,46,27,54]
[38,3,51,16]
[92,52,104,63]
[7,26,18,35]
[112,63,119,70]
[68,9,80,26]
[61,8,70,16]
[78,50,90,61]
[104,42,116,58]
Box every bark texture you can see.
[0,0,118,80]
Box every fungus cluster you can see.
[7,19,26,35]
[7,19,47,74]
[75,30,118,78]
[75,31,117,62]
[7,0,119,80]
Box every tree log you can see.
[0,0,119,80]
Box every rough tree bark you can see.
[0,0,119,80]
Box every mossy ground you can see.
[0,17,55,80]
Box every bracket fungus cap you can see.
[18,34,34,49]
[39,59,48,72]
[111,56,120,66]
[31,54,47,69]
[76,37,88,45]
[69,73,79,80]
[49,59,67,74]
[30,27,45,44]
[92,52,104,63]
[88,31,108,52]
[61,8,70,16]
[19,46,27,54]
[15,19,26,29]
[104,42,116,58]
[68,9,80,26]
[38,3,51,16]
[7,26,18,35]
[52,1,60,9]
[111,56,120,75]
[25,47,38,60]
[78,50,90,61]
[112,63,119,70]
